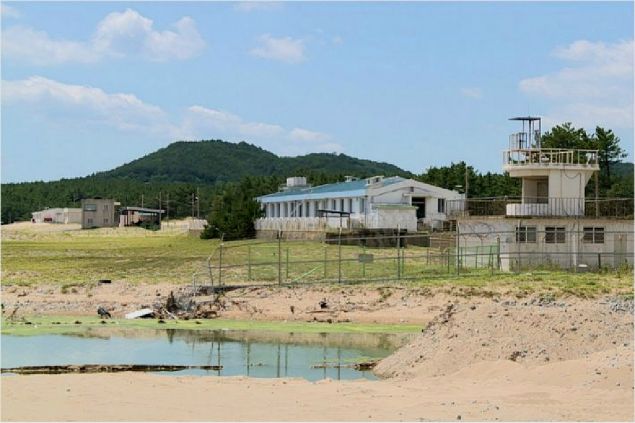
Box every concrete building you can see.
[81,198,117,229]
[449,116,633,271]
[255,175,462,235]
[31,208,81,224]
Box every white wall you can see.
[458,218,633,271]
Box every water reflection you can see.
[2,329,410,381]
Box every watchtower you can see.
[503,116,599,216]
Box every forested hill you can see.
[100,140,411,184]
[1,140,411,223]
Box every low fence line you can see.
[190,228,633,290]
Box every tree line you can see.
[2,123,632,240]
[202,123,632,239]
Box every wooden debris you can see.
[311,360,378,371]
[2,364,223,375]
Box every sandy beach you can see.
[1,283,633,421]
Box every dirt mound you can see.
[375,295,633,380]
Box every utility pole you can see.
[158,191,162,221]
[191,193,195,218]
[166,193,170,222]
[465,164,469,199]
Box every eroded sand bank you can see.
[1,285,633,421]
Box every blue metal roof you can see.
[258,176,405,202]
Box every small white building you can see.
[31,208,82,224]
[255,175,462,235]
[451,116,633,271]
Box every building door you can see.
[412,197,426,219]
[536,179,549,203]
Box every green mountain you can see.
[1,140,411,223]
[101,140,411,184]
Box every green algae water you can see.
[1,329,408,381]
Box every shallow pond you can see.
[2,329,409,381]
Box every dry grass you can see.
[2,223,632,297]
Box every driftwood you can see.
[1,364,223,375]
[311,360,378,371]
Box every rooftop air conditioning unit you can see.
[286,176,307,187]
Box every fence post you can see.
[496,236,501,271]
[362,244,366,278]
[598,253,601,270]
[218,243,223,286]
[323,245,328,280]
[338,227,342,283]
[247,245,252,281]
[207,257,214,290]
[278,231,282,286]
[396,227,401,280]
[456,225,460,275]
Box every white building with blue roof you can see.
[255,175,462,234]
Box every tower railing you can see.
[503,148,599,167]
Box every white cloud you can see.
[1,9,205,65]
[2,76,178,136]
[0,4,21,18]
[234,2,282,12]
[519,39,633,129]
[289,128,330,142]
[2,26,100,65]
[186,105,284,138]
[185,105,342,154]
[460,87,482,99]
[2,76,340,156]
[250,34,305,64]
[92,9,205,61]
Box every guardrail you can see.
[447,197,634,219]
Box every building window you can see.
[103,204,109,212]
[583,227,604,244]
[545,227,566,244]
[438,199,446,213]
[340,199,344,211]
[515,226,536,243]
[87,218,93,226]
[84,204,97,212]
[332,199,336,210]
[348,198,353,213]
[103,218,109,225]
[360,198,365,213]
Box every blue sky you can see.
[2,1,633,182]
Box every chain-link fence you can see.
[191,226,632,290]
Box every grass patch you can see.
[1,316,422,336]
[2,229,219,285]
